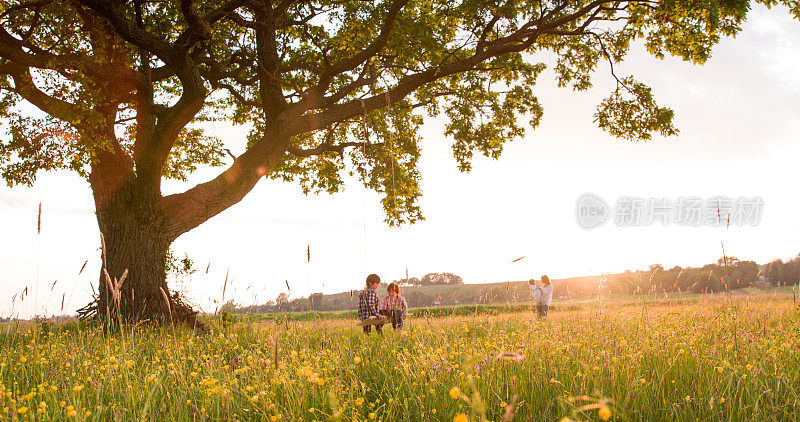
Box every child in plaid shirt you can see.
[380,282,408,330]
[358,274,383,334]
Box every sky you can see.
[2,5,799,318]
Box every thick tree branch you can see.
[72,1,209,185]
[134,82,207,185]
[160,33,541,237]
[321,0,408,78]
[78,0,174,66]
[290,33,541,135]
[161,0,636,238]
[173,0,212,51]
[540,0,612,32]
[0,26,142,90]
[0,0,53,18]
[292,0,408,113]
[206,0,249,24]
[162,123,290,239]
[7,65,86,125]
[476,14,501,53]
[253,2,288,119]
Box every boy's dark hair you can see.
[366,274,381,287]
[387,282,400,294]
[541,275,551,285]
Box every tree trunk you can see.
[85,125,289,327]
[93,180,199,327]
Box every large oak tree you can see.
[1,0,796,324]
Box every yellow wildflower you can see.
[598,406,612,421]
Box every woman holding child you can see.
[530,275,553,318]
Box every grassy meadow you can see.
[1,288,798,421]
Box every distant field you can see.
[233,286,795,322]
[257,277,590,312]
[248,268,793,315]
[1,287,798,421]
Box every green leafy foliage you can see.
[0,114,87,185]
[162,128,225,181]
[595,76,678,142]
[0,0,797,225]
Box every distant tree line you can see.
[763,255,800,285]
[224,255,799,314]
[553,254,800,299]
[595,257,760,296]
[395,273,464,286]
[232,291,351,314]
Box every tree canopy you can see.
[3,0,796,227]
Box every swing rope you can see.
[382,88,405,285]
[384,89,400,226]
[359,89,407,285]
[358,99,369,277]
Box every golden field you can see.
[1,288,798,421]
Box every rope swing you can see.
[358,88,408,286]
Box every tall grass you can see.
[0,289,797,421]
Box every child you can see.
[530,275,553,318]
[379,282,408,330]
[358,274,384,334]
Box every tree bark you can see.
[92,177,199,327]
[87,125,290,326]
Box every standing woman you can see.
[530,275,554,318]
[380,282,408,330]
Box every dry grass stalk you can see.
[222,269,230,303]
[496,352,524,361]
[159,286,175,330]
